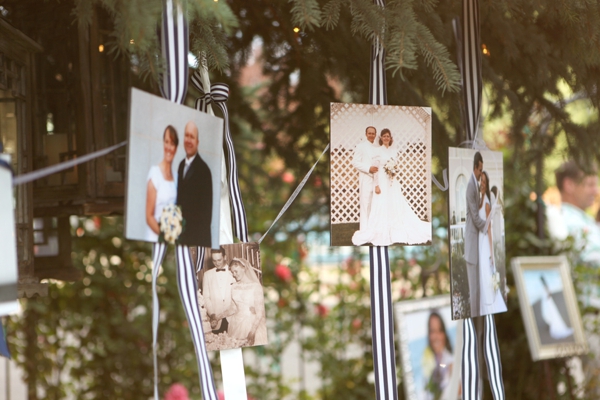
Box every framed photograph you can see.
[330,102,432,247]
[448,148,507,320]
[124,88,223,248]
[512,256,588,361]
[0,160,18,317]
[195,242,268,351]
[395,296,460,400]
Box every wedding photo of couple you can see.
[330,103,432,247]
[125,88,223,247]
[196,243,268,351]
[448,148,507,320]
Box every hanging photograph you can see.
[395,296,460,400]
[448,148,507,319]
[512,256,588,361]
[194,242,268,351]
[330,103,432,247]
[0,160,19,317]
[124,88,223,248]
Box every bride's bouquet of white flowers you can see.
[491,268,500,293]
[159,204,184,244]
[383,157,401,180]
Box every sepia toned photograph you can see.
[124,88,223,248]
[448,148,507,320]
[195,242,268,351]
[330,103,432,247]
[395,296,460,400]
[0,161,18,317]
[512,256,588,361]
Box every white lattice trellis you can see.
[330,103,432,225]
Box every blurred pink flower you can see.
[316,303,329,318]
[164,383,189,400]
[275,264,292,282]
[282,171,294,183]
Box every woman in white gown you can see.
[540,276,574,340]
[145,125,179,242]
[478,171,507,315]
[212,258,268,346]
[352,129,431,246]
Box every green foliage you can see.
[72,0,238,80]
[8,218,204,399]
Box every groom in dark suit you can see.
[177,121,213,247]
[464,151,487,317]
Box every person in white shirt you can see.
[203,247,235,334]
[352,126,379,230]
[554,161,600,266]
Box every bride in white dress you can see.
[540,275,574,340]
[478,171,507,315]
[145,125,178,242]
[352,129,431,246]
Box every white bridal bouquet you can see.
[159,204,184,244]
[492,268,500,293]
[383,157,401,180]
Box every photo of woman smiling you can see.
[145,125,178,242]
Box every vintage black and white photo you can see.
[196,242,268,351]
[330,103,432,247]
[448,148,507,319]
[512,256,588,361]
[124,88,223,248]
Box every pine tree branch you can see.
[322,0,343,30]
[289,0,323,31]
[415,22,460,94]
[384,1,418,77]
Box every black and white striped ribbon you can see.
[152,2,218,399]
[460,0,482,143]
[159,0,189,104]
[191,70,249,243]
[370,247,398,400]
[175,245,218,400]
[368,1,398,399]
[458,0,504,398]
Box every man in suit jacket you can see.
[464,151,487,317]
[352,126,378,229]
[203,247,235,334]
[177,121,213,247]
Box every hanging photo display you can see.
[395,296,460,400]
[448,147,507,319]
[512,256,588,361]
[194,242,268,351]
[0,160,18,317]
[330,103,432,247]
[124,88,223,248]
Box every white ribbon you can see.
[258,144,329,244]
[12,141,126,186]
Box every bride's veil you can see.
[231,257,261,283]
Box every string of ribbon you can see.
[152,1,218,400]
[191,70,249,243]
[457,0,505,398]
[367,1,399,399]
